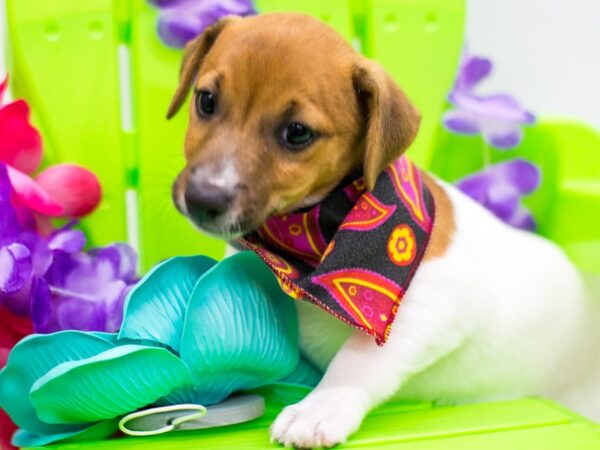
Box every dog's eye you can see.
[196,90,216,117]
[281,123,315,150]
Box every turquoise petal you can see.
[119,256,217,351]
[12,418,119,448]
[0,331,115,435]
[280,356,323,387]
[176,251,299,405]
[30,345,192,424]
[90,332,119,344]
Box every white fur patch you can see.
[272,180,600,448]
[191,161,239,191]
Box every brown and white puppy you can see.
[169,13,600,449]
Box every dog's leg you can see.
[270,289,473,448]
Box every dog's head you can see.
[169,13,420,238]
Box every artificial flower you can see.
[35,164,102,217]
[456,159,541,231]
[0,75,102,231]
[0,307,32,369]
[1,401,18,450]
[149,0,256,48]
[0,252,320,448]
[0,307,32,450]
[38,241,136,333]
[443,52,535,149]
[0,163,137,332]
[1,164,54,318]
[0,76,42,174]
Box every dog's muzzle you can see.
[184,180,234,224]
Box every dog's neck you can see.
[239,156,436,345]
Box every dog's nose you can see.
[184,181,233,221]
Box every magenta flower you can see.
[443,52,535,149]
[0,75,102,234]
[456,159,541,231]
[149,0,256,48]
[0,163,137,332]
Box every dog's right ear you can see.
[166,17,236,119]
[353,59,420,191]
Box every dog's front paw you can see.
[270,387,367,449]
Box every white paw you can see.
[270,387,367,449]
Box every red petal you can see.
[0,305,33,368]
[34,213,57,237]
[0,306,30,450]
[35,164,102,217]
[0,407,18,450]
[6,165,65,216]
[0,100,43,174]
[0,74,8,104]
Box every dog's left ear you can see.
[353,59,421,191]
[166,16,238,119]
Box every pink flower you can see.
[0,75,102,229]
[0,77,42,174]
[35,164,102,217]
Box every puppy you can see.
[169,13,600,448]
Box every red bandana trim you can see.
[239,156,435,345]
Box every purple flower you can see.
[0,244,31,295]
[456,159,541,231]
[0,162,138,333]
[150,0,256,48]
[0,188,51,315]
[33,231,137,333]
[444,52,535,149]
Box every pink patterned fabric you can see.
[241,156,435,345]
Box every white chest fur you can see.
[295,181,600,420]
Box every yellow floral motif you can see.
[354,179,366,191]
[276,277,301,299]
[288,224,302,236]
[387,224,417,266]
[320,240,335,263]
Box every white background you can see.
[1,0,599,130]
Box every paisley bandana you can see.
[239,156,435,345]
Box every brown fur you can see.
[422,173,455,261]
[169,13,449,254]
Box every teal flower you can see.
[0,252,321,447]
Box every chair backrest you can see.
[6,0,465,270]
[430,120,600,274]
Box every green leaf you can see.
[119,256,217,351]
[0,331,115,435]
[30,345,192,424]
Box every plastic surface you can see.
[430,121,600,274]
[20,393,600,449]
[2,252,311,446]
[118,255,218,351]
[13,420,119,449]
[120,251,303,407]
[120,395,265,435]
[169,251,301,405]
[5,0,600,448]
[5,0,465,271]
[30,345,192,424]
[0,331,116,435]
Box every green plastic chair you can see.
[5,0,465,271]
[5,1,600,448]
